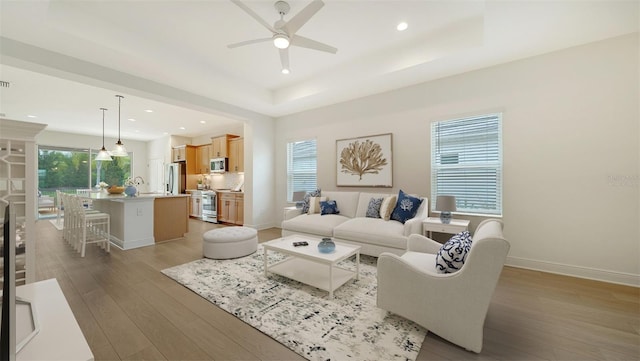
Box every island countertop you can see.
[85,192,190,200]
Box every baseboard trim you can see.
[506,256,640,288]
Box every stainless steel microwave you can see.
[210,158,228,173]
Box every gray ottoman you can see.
[203,226,258,259]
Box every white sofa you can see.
[281,191,428,256]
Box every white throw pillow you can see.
[308,196,327,214]
[379,195,397,221]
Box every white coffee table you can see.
[263,235,360,299]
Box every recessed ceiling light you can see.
[200,120,206,124]
[282,68,290,74]
[27,115,37,118]
[128,118,136,122]
[145,109,153,113]
[179,126,186,130]
[397,22,408,31]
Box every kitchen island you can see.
[81,192,190,250]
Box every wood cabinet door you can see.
[228,138,244,172]
[235,197,244,225]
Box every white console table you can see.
[422,217,470,238]
[16,279,93,361]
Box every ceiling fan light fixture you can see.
[273,33,290,49]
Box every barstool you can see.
[68,194,111,257]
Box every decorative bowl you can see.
[107,186,125,194]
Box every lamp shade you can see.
[96,147,113,161]
[436,195,457,212]
[292,191,306,202]
[111,140,128,157]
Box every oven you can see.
[201,191,217,223]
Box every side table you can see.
[423,217,470,238]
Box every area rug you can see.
[161,246,426,361]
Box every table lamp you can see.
[436,195,456,224]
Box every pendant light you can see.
[111,94,128,157]
[95,108,113,161]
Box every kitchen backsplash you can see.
[204,172,244,191]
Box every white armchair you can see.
[376,219,509,353]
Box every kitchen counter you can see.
[80,193,190,249]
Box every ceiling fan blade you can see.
[279,48,290,71]
[227,37,272,49]
[230,0,276,33]
[291,35,337,54]
[283,0,324,35]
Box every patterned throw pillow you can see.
[320,200,340,215]
[435,231,473,274]
[390,190,423,224]
[379,195,396,221]
[366,197,384,218]
[308,196,327,214]
[301,189,321,214]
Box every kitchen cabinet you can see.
[211,134,239,158]
[228,138,244,172]
[172,146,185,162]
[196,144,212,174]
[218,192,243,225]
[173,145,197,189]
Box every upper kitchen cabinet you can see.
[211,134,239,158]
[172,145,196,171]
[196,144,212,174]
[228,137,244,172]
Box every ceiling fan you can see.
[228,0,337,74]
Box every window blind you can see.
[286,139,317,201]
[431,114,502,216]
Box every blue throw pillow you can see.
[435,231,473,274]
[320,200,340,215]
[301,189,321,214]
[366,197,383,218]
[390,190,423,224]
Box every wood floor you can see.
[35,219,639,360]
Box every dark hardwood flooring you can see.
[34,219,639,360]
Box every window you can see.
[38,146,132,210]
[431,113,502,216]
[286,139,317,201]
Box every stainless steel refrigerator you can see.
[165,162,186,195]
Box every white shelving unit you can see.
[0,119,47,285]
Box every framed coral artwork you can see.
[336,133,393,187]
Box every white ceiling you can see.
[0,0,637,141]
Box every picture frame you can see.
[336,133,392,187]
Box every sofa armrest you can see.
[283,206,302,221]
[407,233,442,254]
[403,197,429,236]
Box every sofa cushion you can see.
[308,196,326,214]
[320,200,340,215]
[355,192,394,217]
[435,231,473,274]
[301,189,321,213]
[391,190,424,224]
[365,197,383,218]
[334,218,407,249]
[401,251,439,275]
[322,191,360,218]
[379,195,396,221]
[282,214,350,237]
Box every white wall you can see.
[275,34,639,286]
